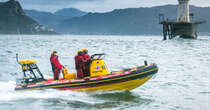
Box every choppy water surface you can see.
[0,35,209,110]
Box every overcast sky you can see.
[5,0,210,12]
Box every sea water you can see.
[0,35,209,110]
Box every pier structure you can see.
[159,0,205,40]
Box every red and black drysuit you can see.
[75,55,86,79]
[50,54,63,80]
[82,53,91,77]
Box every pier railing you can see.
[159,13,206,24]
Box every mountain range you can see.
[54,5,210,35]
[24,8,87,29]
[26,5,209,35]
[0,0,56,35]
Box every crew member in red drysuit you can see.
[82,48,91,77]
[50,51,64,80]
[74,50,86,79]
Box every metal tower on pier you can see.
[159,0,205,40]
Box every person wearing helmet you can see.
[82,48,90,61]
[50,51,64,80]
[82,48,91,77]
[74,50,86,79]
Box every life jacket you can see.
[75,55,85,69]
[50,54,63,70]
[83,54,90,61]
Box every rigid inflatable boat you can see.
[15,54,158,91]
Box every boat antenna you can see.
[16,53,21,65]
